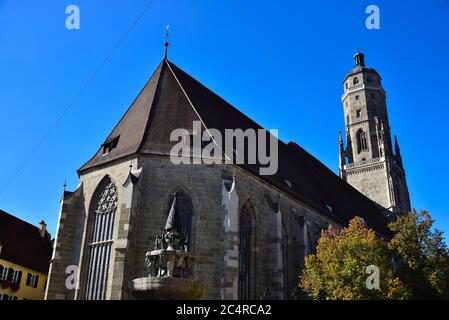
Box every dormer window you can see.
[102,136,120,156]
[284,179,292,188]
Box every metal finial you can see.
[63,179,67,191]
[164,25,170,59]
[129,161,133,172]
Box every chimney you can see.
[38,220,47,238]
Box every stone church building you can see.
[45,49,410,300]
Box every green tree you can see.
[388,210,449,299]
[299,218,409,300]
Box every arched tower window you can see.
[166,192,193,251]
[84,177,118,300]
[353,77,359,85]
[238,201,255,300]
[357,129,368,153]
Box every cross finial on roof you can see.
[164,25,170,59]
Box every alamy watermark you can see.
[365,5,380,30]
[169,121,279,176]
[365,265,380,290]
[66,5,80,30]
[65,265,79,290]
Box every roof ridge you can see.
[136,59,169,154]
[166,60,232,162]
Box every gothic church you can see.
[45,49,410,300]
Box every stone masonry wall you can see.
[47,154,338,300]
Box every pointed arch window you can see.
[357,129,368,153]
[239,202,255,300]
[83,178,118,300]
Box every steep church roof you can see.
[78,57,391,237]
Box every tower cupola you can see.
[354,49,366,67]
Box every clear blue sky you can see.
[1,0,448,238]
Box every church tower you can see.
[339,50,411,219]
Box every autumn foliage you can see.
[299,217,409,299]
[388,210,449,299]
[299,210,449,300]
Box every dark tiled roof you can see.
[0,210,53,274]
[168,61,391,237]
[78,59,390,237]
[78,61,165,172]
[343,65,381,82]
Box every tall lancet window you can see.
[84,178,118,300]
[238,201,255,300]
[282,222,290,299]
[357,129,368,153]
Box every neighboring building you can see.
[0,210,53,300]
[45,48,395,300]
[339,51,411,219]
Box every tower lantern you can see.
[354,49,366,67]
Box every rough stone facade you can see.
[46,155,332,300]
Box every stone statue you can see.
[131,193,206,300]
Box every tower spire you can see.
[394,135,404,169]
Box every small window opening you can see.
[102,136,120,156]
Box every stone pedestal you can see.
[130,277,206,300]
